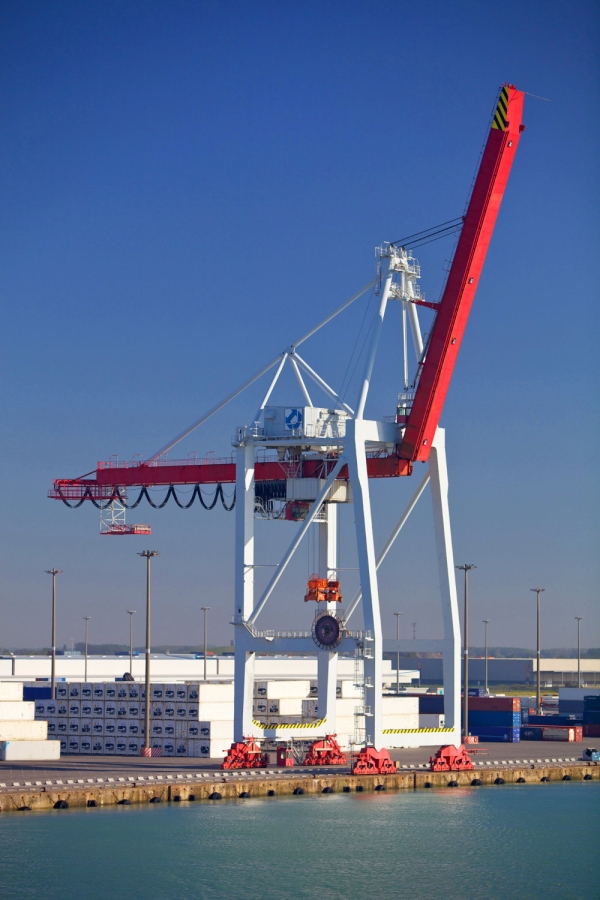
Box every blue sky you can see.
[0,0,598,650]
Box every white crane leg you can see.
[317,503,338,730]
[346,419,382,748]
[428,428,461,745]
[234,443,257,741]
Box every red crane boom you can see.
[399,85,525,462]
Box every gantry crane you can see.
[49,85,525,751]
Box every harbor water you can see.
[1,782,598,899]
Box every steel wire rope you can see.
[336,291,376,408]
[390,216,463,247]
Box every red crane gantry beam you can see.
[399,85,525,463]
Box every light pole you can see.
[138,551,159,754]
[83,616,91,682]
[127,610,136,677]
[530,587,545,714]
[394,612,402,694]
[483,619,490,695]
[575,616,583,688]
[457,564,476,741]
[201,607,211,682]
[45,569,62,700]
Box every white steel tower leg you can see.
[317,503,338,730]
[346,419,382,748]
[428,428,461,745]
[234,442,256,741]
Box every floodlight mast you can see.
[48,85,526,755]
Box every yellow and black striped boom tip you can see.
[492,86,510,131]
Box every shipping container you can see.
[468,697,521,712]
[81,702,93,718]
[92,718,104,735]
[116,720,128,735]
[583,724,600,737]
[0,739,61,761]
[80,718,91,734]
[80,683,93,699]
[467,711,521,727]
[105,702,116,718]
[164,703,176,719]
[116,683,129,700]
[583,711,600,725]
[68,684,80,698]
[164,684,176,700]
[104,718,116,734]
[128,721,140,736]
[0,701,35,721]
[469,725,520,742]
[93,684,105,699]
[127,683,140,700]
[104,683,117,700]
[23,686,51,701]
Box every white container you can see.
[0,682,23,701]
[338,681,362,699]
[175,685,187,701]
[254,700,268,715]
[187,704,199,719]
[116,719,128,735]
[151,719,164,737]
[46,718,57,735]
[80,737,92,754]
[195,701,235,720]
[103,736,116,755]
[92,718,104,735]
[104,683,117,700]
[92,701,105,718]
[0,719,48,741]
[56,718,68,734]
[67,737,80,755]
[56,684,68,699]
[128,721,140,736]
[91,738,104,754]
[59,738,67,753]
[175,703,187,719]
[186,683,200,702]
[105,702,117,718]
[128,702,140,719]
[92,683,105,699]
[150,738,163,754]
[127,683,140,700]
[116,702,128,719]
[80,701,93,718]
[151,703,163,719]
[0,701,35,721]
[0,740,61,761]
[164,683,176,700]
[419,714,446,728]
[80,718,92,734]
[382,697,419,714]
[186,721,200,738]
[302,699,319,717]
[116,683,129,700]
[175,740,188,757]
[151,684,165,700]
[175,720,187,738]
[162,738,175,757]
[196,682,235,703]
[68,683,80,698]
[127,738,140,755]
[188,739,206,757]
[68,719,80,734]
[164,703,176,719]
[104,718,116,735]
[198,720,234,741]
[264,681,311,700]
[68,700,81,718]
[80,682,93,699]
[163,721,176,738]
[383,713,419,729]
[115,737,127,755]
[56,701,68,717]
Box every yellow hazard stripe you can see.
[253,718,326,730]
[382,727,455,734]
[491,86,509,131]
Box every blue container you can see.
[583,696,600,711]
[527,714,581,726]
[417,695,444,714]
[469,725,520,742]
[521,726,544,740]
[583,711,600,725]
[468,688,486,697]
[467,711,521,727]
[23,686,52,700]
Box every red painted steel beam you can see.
[399,85,525,463]
[49,454,411,498]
